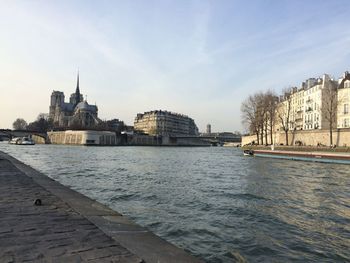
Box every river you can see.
[1,142,349,262]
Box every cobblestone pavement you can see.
[0,157,141,263]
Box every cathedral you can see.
[49,74,100,128]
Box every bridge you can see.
[176,132,241,146]
[0,129,48,143]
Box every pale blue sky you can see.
[1,0,350,131]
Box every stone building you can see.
[134,110,199,136]
[244,70,350,146]
[277,74,337,132]
[301,74,336,130]
[337,71,350,128]
[49,74,100,128]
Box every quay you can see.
[0,151,201,262]
[252,149,350,164]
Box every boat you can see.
[19,137,35,145]
[243,149,254,156]
[9,137,21,144]
[9,137,35,145]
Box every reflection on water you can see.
[1,142,349,262]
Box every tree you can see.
[241,95,259,144]
[27,113,52,132]
[12,118,28,130]
[265,91,278,144]
[255,92,267,145]
[37,113,49,121]
[241,93,261,144]
[242,91,280,145]
[322,80,338,146]
[277,89,293,146]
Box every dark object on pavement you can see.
[34,199,42,206]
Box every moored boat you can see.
[9,137,35,145]
[19,137,35,145]
[243,149,254,156]
[9,137,21,144]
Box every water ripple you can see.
[1,142,349,262]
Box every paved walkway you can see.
[0,156,141,263]
[0,151,201,263]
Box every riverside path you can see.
[0,151,201,263]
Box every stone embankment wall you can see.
[47,131,210,146]
[48,130,121,146]
[242,129,350,147]
[128,135,210,146]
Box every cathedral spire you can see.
[75,71,81,106]
[76,71,80,94]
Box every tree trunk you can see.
[265,125,268,145]
[270,125,273,145]
[330,121,333,146]
[285,130,289,146]
[260,130,264,145]
[256,132,259,145]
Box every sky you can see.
[1,0,350,132]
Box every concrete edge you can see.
[0,151,202,263]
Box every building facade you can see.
[277,74,339,132]
[134,110,199,136]
[49,74,100,128]
[337,72,350,128]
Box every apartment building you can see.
[277,74,340,131]
[289,87,304,130]
[134,110,199,136]
[337,72,350,128]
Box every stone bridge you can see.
[0,129,48,143]
[177,133,242,146]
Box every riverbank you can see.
[242,145,350,164]
[0,150,201,263]
[242,145,350,153]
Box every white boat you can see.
[9,137,21,144]
[19,137,35,145]
[9,137,35,145]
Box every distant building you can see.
[134,110,199,136]
[106,119,125,131]
[49,74,100,128]
[206,124,211,134]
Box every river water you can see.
[1,143,349,262]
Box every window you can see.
[344,119,349,128]
[344,104,349,114]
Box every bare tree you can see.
[265,90,278,144]
[322,80,338,146]
[277,89,293,146]
[255,92,267,145]
[37,113,49,121]
[12,118,28,130]
[241,94,260,144]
